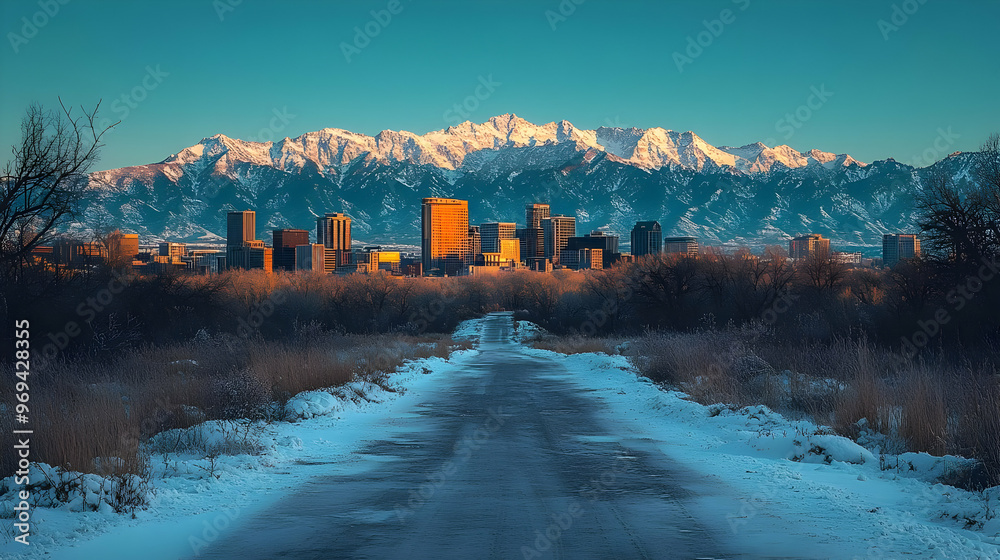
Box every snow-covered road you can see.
[194,312,728,559]
[5,312,999,559]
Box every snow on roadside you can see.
[520,345,1000,558]
[451,318,483,343]
[0,342,480,560]
[512,319,544,343]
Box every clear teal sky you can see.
[2,0,997,171]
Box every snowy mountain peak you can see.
[150,116,867,176]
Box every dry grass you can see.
[625,328,1000,487]
[530,334,624,355]
[0,331,463,483]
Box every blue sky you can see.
[2,0,997,171]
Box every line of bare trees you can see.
[1,100,997,361]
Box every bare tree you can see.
[917,134,1000,264]
[0,100,115,281]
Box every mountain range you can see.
[80,114,974,251]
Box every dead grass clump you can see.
[0,331,462,484]
[532,334,622,355]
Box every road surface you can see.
[196,313,734,559]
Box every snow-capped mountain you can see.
[80,115,975,250]
[155,113,864,174]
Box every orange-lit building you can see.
[789,234,830,260]
[422,198,468,276]
[106,231,139,263]
[226,211,272,272]
[317,212,352,267]
[273,228,310,271]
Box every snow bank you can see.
[512,320,544,343]
[523,347,1000,558]
[451,318,483,342]
[0,345,476,560]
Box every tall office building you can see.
[883,234,921,267]
[789,234,830,260]
[542,215,576,265]
[272,229,310,271]
[521,203,550,260]
[226,210,271,272]
[227,211,256,247]
[566,231,620,268]
[317,212,352,267]
[479,222,516,253]
[467,226,481,265]
[158,242,187,260]
[631,221,662,257]
[422,198,469,276]
[295,244,326,272]
[526,203,550,229]
[663,236,699,257]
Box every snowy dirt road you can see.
[193,313,731,559]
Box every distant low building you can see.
[663,236,699,257]
[566,231,620,268]
[106,231,139,265]
[296,244,326,272]
[159,242,187,260]
[631,221,662,257]
[832,251,863,265]
[479,222,516,253]
[789,234,829,260]
[883,234,921,267]
[560,248,603,270]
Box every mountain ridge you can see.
[146,113,867,176]
[80,115,977,251]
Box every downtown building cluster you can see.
[421,198,690,277]
[25,199,923,276]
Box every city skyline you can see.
[58,195,915,276]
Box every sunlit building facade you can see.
[883,234,921,267]
[663,236,699,257]
[789,234,829,260]
[422,198,469,276]
[542,215,576,265]
[317,212,352,268]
